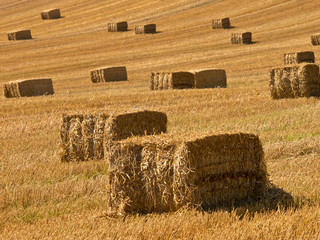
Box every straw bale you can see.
[3,79,54,98]
[135,24,156,34]
[212,18,230,29]
[90,66,127,83]
[192,69,227,88]
[269,63,320,99]
[311,35,320,45]
[41,9,61,19]
[150,72,194,90]
[60,111,167,162]
[7,30,32,40]
[108,22,128,32]
[283,52,315,65]
[105,132,268,215]
[231,32,252,44]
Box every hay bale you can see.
[192,69,227,88]
[41,9,61,19]
[283,52,315,65]
[3,79,54,98]
[269,63,320,99]
[105,132,268,215]
[231,32,252,44]
[311,34,320,45]
[150,72,194,90]
[108,22,128,32]
[7,30,32,40]
[212,18,230,29]
[60,111,167,162]
[135,24,156,34]
[90,66,127,83]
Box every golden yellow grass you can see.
[1,0,320,238]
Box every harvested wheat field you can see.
[1,0,320,239]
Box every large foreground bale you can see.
[269,63,320,99]
[231,32,252,44]
[212,18,230,29]
[3,79,54,98]
[192,69,227,88]
[105,133,268,216]
[108,22,128,32]
[7,30,32,40]
[135,24,156,34]
[283,52,315,65]
[150,72,194,90]
[41,9,61,19]
[90,66,127,83]
[311,34,320,45]
[60,111,167,162]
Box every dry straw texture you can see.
[212,18,230,29]
[105,132,268,216]
[41,9,61,19]
[283,52,315,65]
[269,63,320,99]
[107,22,128,32]
[192,69,227,88]
[311,34,320,45]
[150,72,194,90]
[90,66,127,83]
[135,24,156,34]
[60,110,167,162]
[231,32,252,44]
[7,30,32,40]
[3,79,54,98]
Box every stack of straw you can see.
[311,34,320,45]
[105,132,268,216]
[41,9,61,19]
[7,30,32,40]
[212,18,230,29]
[108,22,128,32]
[283,52,315,65]
[60,111,167,162]
[3,79,54,98]
[90,66,127,83]
[135,24,156,34]
[192,69,227,88]
[231,32,252,44]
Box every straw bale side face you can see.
[90,67,127,83]
[193,69,227,88]
[311,35,320,45]
[283,52,315,65]
[7,30,32,40]
[212,18,230,29]
[269,64,320,99]
[171,72,194,89]
[41,9,61,19]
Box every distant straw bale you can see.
[41,9,61,19]
[283,52,315,65]
[231,32,252,44]
[3,79,54,98]
[60,110,167,162]
[192,69,227,88]
[135,24,156,34]
[90,66,127,83]
[7,30,32,40]
[108,22,128,32]
[269,63,320,99]
[212,18,230,29]
[105,132,268,216]
[311,34,320,45]
[150,72,195,90]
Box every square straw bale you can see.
[105,132,268,215]
[231,32,252,44]
[3,79,54,98]
[150,72,195,90]
[41,9,61,19]
[192,69,227,88]
[212,18,230,29]
[283,52,315,65]
[90,66,127,83]
[108,22,128,32]
[269,63,320,99]
[7,30,32,40]
[311,34,320,45]
[135,24,156,34]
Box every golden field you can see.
[1,0,320,239]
